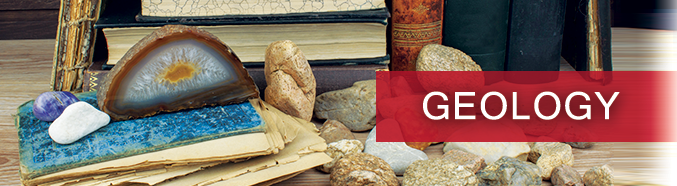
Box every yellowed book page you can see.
[141,0,385,17]
[209,153,331,186]
[254,171,303,186]
[103,23,387,65]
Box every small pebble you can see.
[364,125,428,175]
[319,120,356,144]
[33,91,79,121]
[49,102,111,144]
[318,139,364,173]
[528,141,574,180]
[403,159,478,186]
[330,152,398,186]
[583,164,613,186]
[440,149,487,173]
[551,164,584,186]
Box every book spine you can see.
[505,0,567,72]
[442,0,510,84]
[504,0,567,83]
[390,0,444,71]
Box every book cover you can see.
[390,0,444,71]
[442,0,510,84]
[562,0,612,83]
[141,0,386,17]
[16,91,266,180]
[504,0,567,83]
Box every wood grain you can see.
[0,10,59,40]
[0,28,675,185]
[0,0,60,11]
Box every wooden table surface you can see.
[1,27,675,185]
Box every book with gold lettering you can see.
[390,0,444,71]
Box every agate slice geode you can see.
[98,25,259,121]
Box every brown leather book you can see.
[391,0,444,71]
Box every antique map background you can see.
[142,0,386,16]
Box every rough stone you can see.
[318,139,364,173]
[564,142,595,149]
[319,119,356,144]
[551,164,584,186]
[415,44,484,95]
[364,126,428,175]
[477,156,542,186]
[443,142,530,164]
[49,102,111,144]
[403,159,479,186]
[264,40,316,121]
[441,149,487,173]
[583,164,613,186]
[528,142,574,180]
[314,79,376,131]
[330,152,398,186]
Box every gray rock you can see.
[49,102,111,144]
[403,159,479,186]
[528,142,574,180]
[551,164,584,186]
[477,156,542,186]
[416,44,484,95]
[443,142,530,164]
[364,126,428,175]
[314,80,376,131]
[319,119,356,144]
[318,139,364,173]
[583,164,613,186]
[564,142,595,149]
[441,149,487,173]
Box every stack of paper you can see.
[15,92,330,186]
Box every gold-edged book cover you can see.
[51,0,101,92]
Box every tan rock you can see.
[315,80,377,131]
[443,142,530,164]
[403,159,478,186]
[551,164,584,186]
[319,120,356,144]
[440,149,487,173]
[528,141,574,180]
[330,152,398,186]
[415,44,484,95]
[583,164,613,186]
[318,139,364,173]
[264,40,316,121]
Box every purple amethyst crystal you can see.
[33,91,80,121]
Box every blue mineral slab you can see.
[15,91,265,179]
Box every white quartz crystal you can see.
[364,126,428,175]
[49,101,111,144]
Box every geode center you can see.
[162,62,198,83]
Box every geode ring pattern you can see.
[98,25,259,121]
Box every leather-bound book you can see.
[442,0,510,83]
[562,0,612,83]
[391,0,444,71]
[505,0,567,83]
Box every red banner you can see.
[375,71,677,142]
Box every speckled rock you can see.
[441,149,487,173]
[477,156,542,186]
[314,80,376,131]
[264,40,316,121]
[551,164,584,186]
[330,152,398,186]
[49,102,111,144]
[364,126,428,175]
[319,120,356,144]
[443,142,530,164]
[403,159,479,186]
[583,164,613,186]
[318,139,365,173]
[564,142,595,149]
[528,142,574,180]
[416,44,484,95]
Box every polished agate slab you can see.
[98,25,259,121]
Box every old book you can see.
[562,0,612,83]
[141,0,386,17]
[51,0,101,92]
[84,58,389,95]
[442,0,509,84]
[390,0,444,71]
[15,92,293,185]
[94,0,389,66]
[504,0,567,83]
